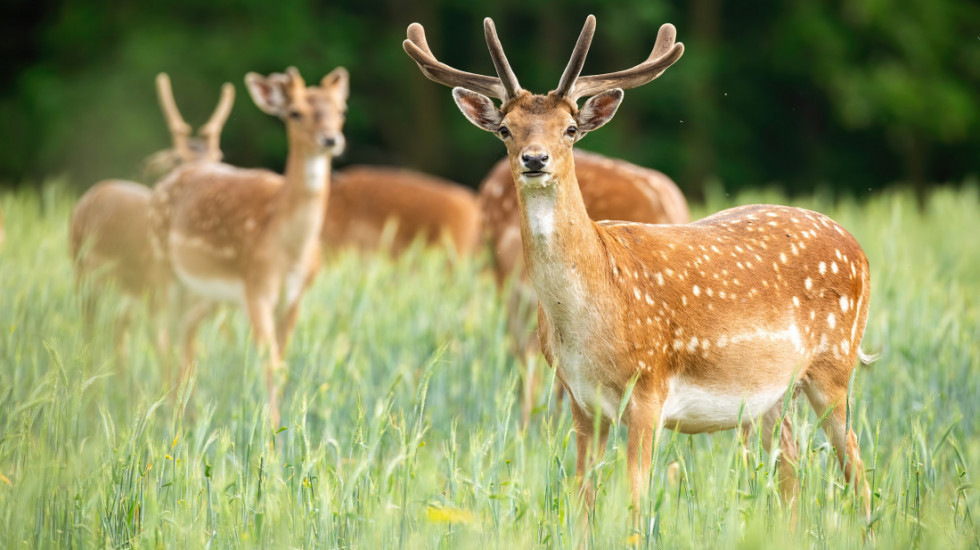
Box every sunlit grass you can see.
[0,182,977,548]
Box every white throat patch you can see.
[305,155,329,191]
[522,189,557,243]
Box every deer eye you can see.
[565,125,578,138]
[288,110,303,120]
[498,126,511,139]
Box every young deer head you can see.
[246,67,348,159]
[406,16,873,530]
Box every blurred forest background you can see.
[1,0,978,198]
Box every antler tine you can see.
[155,73,193,161]
[199,82,235,161]
[406,23,434,58]
[403,22,507,100]
[555,15,596,98]
[569,23,684,101]
[650,22,677,60]
[483,18,521,99]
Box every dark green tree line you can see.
[1,0,978,196]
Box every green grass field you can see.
[0,182,978,548]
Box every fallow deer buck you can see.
[69,73,235,364]
[404,16,874,524]
[324,165,481,257]
[481,149,689,424]
[149,67,349,426]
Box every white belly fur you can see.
[282,268,306,308]
[174,264,246,306]
[661,376,789,433]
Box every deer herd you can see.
[64,15,875,531]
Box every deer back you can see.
[324,166,481,256]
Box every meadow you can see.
[0,181,978,548]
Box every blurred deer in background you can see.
[481,148,689,424]
[69,73,234,368]
[405,15,873,529]
[324,165,481,257]
[143,74,235,179]
[150,67,348,426]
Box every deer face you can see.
[453,89,624,190]
[246,67,349,156]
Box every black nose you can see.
[521,153,549,171]
[320,136,337,148]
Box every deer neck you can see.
[283,140,331,196]
[273,140,331,254]
[515,160,607,321]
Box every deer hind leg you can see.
[247,294,283,427]
[626,399,662,537]
[146,288,173,386]
[178,300,216,389]
[276,261,319,355]
[758,401,800,526]
[153,317,173,385]
[113,300,135,373]
[569,397,610,540]
[275,296,305,356]
[804,377,872,524]
[570,398,610,510]
[507,281,541,426]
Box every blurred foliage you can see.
[0,0,978,196]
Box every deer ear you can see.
[321,67,350,102]
[576,89,624,132]
[245,72,289,116]
[452,87,501,132]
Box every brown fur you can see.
[480,148,689,425]
[480,149,688,285]
[505,93,873,522]
[70,180,163,295]
[149,67,349,426]
[324,165,481,256]
[69,180,174,372]
[68,76,235,378]
[405,17,873,528]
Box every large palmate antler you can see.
[404,16,683,105]
[562,21,684,102]
[403,19,522,101]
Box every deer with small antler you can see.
[143,74,235,179]
[69,74,235,365]
[404,15,874,527]
[149,66,348,426]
